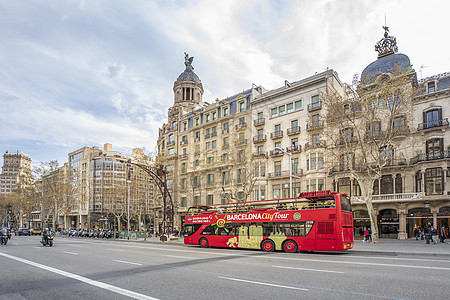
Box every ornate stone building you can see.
[157,54,266,228]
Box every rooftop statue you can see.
[184,52,194,70]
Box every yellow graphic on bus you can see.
[227,225,286,250]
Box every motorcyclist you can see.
[42,228,49,243]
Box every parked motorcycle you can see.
[40,231,54,247]
[0,229,8,245]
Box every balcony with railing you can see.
[269,149,283,157]
[179,153,188,160]
[205,133,211,139]
[335,137,358,146]
[352,193,422,204]
[166,140,175,146]
[211,131,217,137]
[410,151,450,164]
[287,126,301,135]
[270,130,283,139]
[306,121,324,131]
[417,118,449,131]
[286,145,301,153]
[180,140,188,146]
[268,169,303,178]
[254,118,265,126]
[252,151,267,158]
[253,134,267,143]
[392,125,410,137]
[304,140,326,149]
[307,101,322,112]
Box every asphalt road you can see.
[1,235,449,300]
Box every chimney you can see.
[104,143,112,151]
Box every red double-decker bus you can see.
[183,191,353,252]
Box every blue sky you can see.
[1,0,449,167]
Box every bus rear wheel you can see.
[282,240,298,253]
[199,237,209,248]
[262,239,275,252]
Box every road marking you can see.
[344,255,450,264]
[107,248,125,252]
[272,256,450,271]
[162,254,194,259]
[32,246,42,249]
[63,251,79,255]
[274,265,345,273]
[114,260,142,266]
[0,252,158,300]
[219,276,309,291]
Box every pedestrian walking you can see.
[368,228,372,241]
[413,226,419,240]
[431,227,438,244]
[440,225,446,243]
[363,228,369,243]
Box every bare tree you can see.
[323,65,417,243]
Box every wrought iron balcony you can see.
[410,151,450,164]
[307,101,322,112]
[253,134,267,143]
[306,121,324,131]
[287,126,301,135]
[270,130,283,139]
[269,149,283,157]
[417,118,449,131]
[235,139,247,147]
[304,140,326,149]
[254,118,265,126]
[286,145,301,153]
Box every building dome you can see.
[360,26,412,83]
[361,53,411,82]
[175,52,202,84]
[176,68,202,83]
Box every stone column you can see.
[431,207,439,228]
[397,205,408,240]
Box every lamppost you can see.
[424,199,430,244]
[275,147,293,198]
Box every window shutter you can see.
[440,138,444,153]
[423,111,427,123]
[438,108,442,120]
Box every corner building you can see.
[157,55,265,228]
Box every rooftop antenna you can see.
[420,65,429,80]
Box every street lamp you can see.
[275,147,293,199]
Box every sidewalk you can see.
[351,238,450,256]
[111,236,450,256]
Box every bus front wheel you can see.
[282,240,298,253]
[199,238,209,248]
[262,239,275,252]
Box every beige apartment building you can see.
[251,70,345,203]
[0,150,32,194]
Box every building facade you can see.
[0,150,32,194]
[160,29,449,239]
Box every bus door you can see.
[315,221,337,251]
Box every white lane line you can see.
[0,252,158,300]
[344,255,450,264]
[114,260,143,266]
[110,244,450,271]
[107,248,125,252]
[32,246,42,249]
[273,256,450,271]
[63,251,79,255]
[219,276,309,291]
[162,254,194,259]
[274,265,345,274]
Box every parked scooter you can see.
[40,230,54,247]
